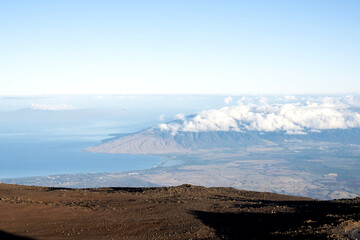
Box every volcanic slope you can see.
[0,183,359,239]
[85,126,360,154]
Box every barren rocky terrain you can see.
[0,183,359,239]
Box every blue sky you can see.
[1,0,359,95]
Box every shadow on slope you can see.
[0,230,34,240]
[192,198,360,239]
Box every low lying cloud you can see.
[284,95,296,100]
[155,96,360,135]
[175,113,185,120]
[224,96,233,104]
[159,114,165,121]
[30,103,76,111]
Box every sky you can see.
[0,0,360,95]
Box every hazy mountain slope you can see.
[85,128,268,154]
[85,124,360,155]
[86,131,188,154]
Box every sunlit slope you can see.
[85,126,360,154]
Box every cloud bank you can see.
[156,97,360,135]
[30,103,76,111]
[224,96,233,104]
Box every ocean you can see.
[0,121,163,179]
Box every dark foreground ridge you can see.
[0,183,359,239]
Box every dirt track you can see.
[0,183,359,239]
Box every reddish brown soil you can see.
[0,183,359,239]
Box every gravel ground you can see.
[0,183,359,239]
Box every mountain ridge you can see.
[85,126,360,154]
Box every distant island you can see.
[81,104,360,200]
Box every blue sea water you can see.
[0,137,162,179]
[0,121,163,179]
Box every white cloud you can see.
[159,114,165,121]
[284,95,296,100]
[175,113,185,120]
[155,96,360,135]
[324,173,338,178]
[117,95,143,100]
[30,103,76,111]
[224,96,233,104]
